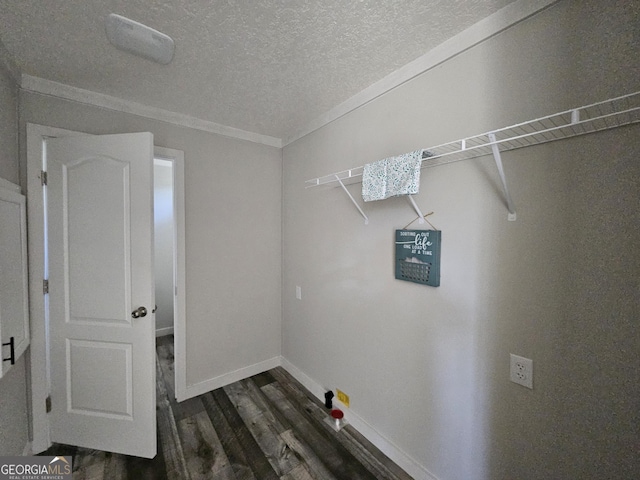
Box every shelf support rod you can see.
[407,195,425,224]
[335,175,369,225]
[488,133,517,221]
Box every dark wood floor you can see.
[41,335,413,480]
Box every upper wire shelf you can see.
[305,91,640,189]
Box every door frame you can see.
[26,124,187,454]
[152,146,187,403]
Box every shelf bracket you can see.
[488,133,517,221]
[407,195,425,224]
[335,175,369,225]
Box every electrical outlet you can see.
[336,389,350,407]
[510,354,533,389]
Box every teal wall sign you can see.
[395,230,441,287]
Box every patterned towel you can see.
[362,149,424,202]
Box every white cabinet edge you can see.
[0,180,30,377]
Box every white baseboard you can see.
[156,326,174,337]
[181,356,282,401]
[280,357,439,480]
[279,357,329,401]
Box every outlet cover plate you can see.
[510,354,533,389]
[336,389,350,407]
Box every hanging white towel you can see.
[362,149,424,202]
[361,157,388,202]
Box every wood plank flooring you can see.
[40,335,413,480]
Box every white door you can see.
[46,133,156,458]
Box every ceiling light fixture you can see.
[105,14,174,65]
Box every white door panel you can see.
[47,133,156,458]
[66,156,131,323]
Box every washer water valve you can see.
[325,408,347,432]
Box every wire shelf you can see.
[305,91,640,189]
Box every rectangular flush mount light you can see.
[105,13,174,65]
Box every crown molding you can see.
[283,0,560,146]
[20,75,283,148]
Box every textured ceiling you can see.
[0,0,515,140]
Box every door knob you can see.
[131,306,148,318]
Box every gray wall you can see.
[0,53,29,455]
[19,91,283,389]
[282,1,639,479]
[0,58,18,185]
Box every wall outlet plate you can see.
[510,354,533,389]
[336,389,350,407]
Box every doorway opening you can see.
[150,146,187,407]
[154,158,175,338]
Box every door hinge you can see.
[43,279,49,294]
[41,171,48,186]
[45,395,52,413]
